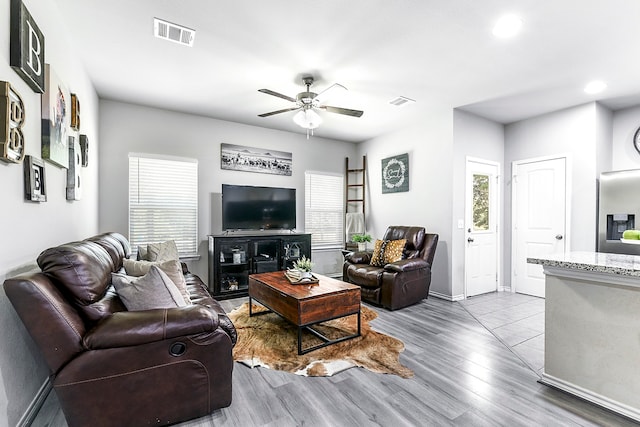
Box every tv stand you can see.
[207,233,311,299]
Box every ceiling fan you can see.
[258,76,364,138]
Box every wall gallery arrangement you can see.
[221,143,292,176]
[4,0,89,203]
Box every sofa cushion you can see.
[345,264,381,288]
[383,226,425,259]
[137,245,149,261]
[38,241,115,305]
[147,240,179,262]
[123,258,191,304]
[86,233,131,270]
[370,239,406,267]
[112,265,187,311]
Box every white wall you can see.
[595,103,613,176]
[611,105,640,171]
[356,109,454,298]
[452,109,504,297]
[98,100,357,280]
[503,102,601,285]
[0,0,99,424]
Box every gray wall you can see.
[503,102,606,285]
[98,100,357,280]
[452,109,505,298]
[0,0,99,424]
[355,109,454,299]
[611,104,640,171]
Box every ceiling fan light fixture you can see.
[293,108,322,129]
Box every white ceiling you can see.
[54,0,640,143]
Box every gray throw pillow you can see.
[137,245,149,261]
[123,258,191,304]
[147,240,179,262]
[112,265,187,311]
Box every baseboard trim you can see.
[17,378,52,427]
[429,291,465,301]
[539,373,640,423]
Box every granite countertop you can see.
[527,251,640,277]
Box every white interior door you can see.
[465,158,499,297]
[512,156,567,298]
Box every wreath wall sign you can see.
[381,153,409,193]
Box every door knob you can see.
[555,234,563,240]
[467,237,474,243]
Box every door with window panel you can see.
[465,159,499,297]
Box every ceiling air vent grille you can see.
[389,96,416,107]
[154,18,195,47]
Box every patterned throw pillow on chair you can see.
[370,239,406,267]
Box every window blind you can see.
[305,171,344,249]
[129,154,198,257]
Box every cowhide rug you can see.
[227,302,413,378]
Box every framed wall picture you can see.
[221,143,292,176]
[381,153,409,193]
[41,64,70,168]
[24,155,46,202]
[70,93,80,131]
[10,0,45,93]
[79,134,89,167]
[0,81,26,164]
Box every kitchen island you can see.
[528,251,640,422]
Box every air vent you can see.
[154,18,195,47]
[389,96,416,107]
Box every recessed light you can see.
[492,14,523,38]
[584,80,607,94]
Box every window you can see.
[305,171,344,249]
[472,173,490,231]
[129,153,198,258]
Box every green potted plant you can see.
[293,255,314,278]
[352,233,372,251]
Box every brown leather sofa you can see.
[3,232,236,427]
[343,226,438,310]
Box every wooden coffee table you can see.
[248,271,361,355]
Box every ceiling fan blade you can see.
[258,107,301,117]
[314,83,347,104]
[258,89,296,103]
[321,105,364,117]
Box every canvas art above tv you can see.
[222,184,296,231]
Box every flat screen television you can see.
[222,184,296,231]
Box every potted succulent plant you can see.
[352,233,372,251]
[293,255,314,278]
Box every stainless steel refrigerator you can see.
[598,169,640,255]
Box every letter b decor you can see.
[0,81,26,164]
[10,0,45,93]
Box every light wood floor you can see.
[32,292,636,427]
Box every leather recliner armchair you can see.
[343,226,438,310]
[4,232,236,427]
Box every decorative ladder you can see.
[345,155,366,250]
